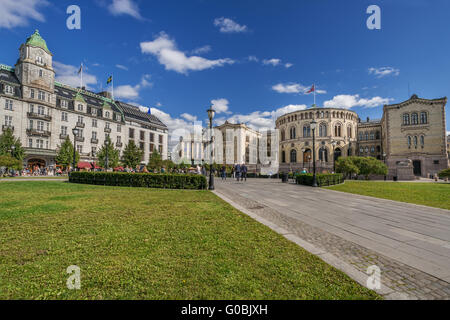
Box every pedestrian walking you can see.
[221,165,226,181]
[241,163,247,182]
[235,164,241,181]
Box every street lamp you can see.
[104,139,109,171]
[72,128,80,172]
[310,120,318,187]
[10,145,16,157]
[207,106,216,190]
[331,140,337,173]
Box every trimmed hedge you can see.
[69,172,207,190]
[296,173,344,187]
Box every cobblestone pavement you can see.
[214,179,450,300]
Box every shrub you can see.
[296,173,344,187]
[69,172,207,190]
[438,168,450,179]
[336,156,387,180]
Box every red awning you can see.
[91,162,101,169]
[77,162,92,169]
[114,166,124,171]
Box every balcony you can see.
[59,134,69,140]
[75,136,85,143]
[27,112,52,121]
[2,125,14,132]
[116,142,123,148]
[91,138,99,144]
[76,122,85,128]
[26,129,51,138]
[104,127,112,134]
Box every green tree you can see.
[56,136,79,170]
[148,150,163,171]
[349,156,387,180]
[438,168,450,179]
[0,155,22,173]
[336,157,360,178]
[122,140,144,169]
[97,137,120,169]
[0,128,25,161]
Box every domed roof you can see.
[25,30,51,54]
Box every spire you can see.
[25,29,52,55]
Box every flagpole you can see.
[80,63,83,90]
[112,74,114,101]
[314,83,316,106]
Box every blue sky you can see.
[1,0,449,136]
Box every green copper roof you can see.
[25,30,51,54]
[74,91,86,103]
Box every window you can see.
[433,160,440,165]
[139,142,145,150]
[420,112,427,124]
[37,121,44,132]
[408,136,412,148]
[403,113,410,125]
[5,115,12,127]
[376,131,381,140]
[420,135,425,148]
[61,100,68,108]
[159,135,163,144]
[411,113,419,125]
[36,56,43,64]
[359,147,364,154]
[281,129,285,141]
[37,105,45,115]
[371,146,375,153]
[30,89,35,99]
[303,125,311,138]
[4,99,13,110]
[347,126,352,138]
[334,125,342,137]
[117,124,121,133]
[413,136,418,148]
[117,136,122,144]
[77,116,84,124]
[105,111,110,118]
[39,70,43,77]
[61,126,67,136]
[365,147,369,154]
[4,85,14,94]
[105,122,110,129]
[38,91,45,101]
[149,143,154,152]
[290,127,296,140]
[158,145,163,154]
[29,119,33,129]
[28,139,33,148]
[92,131,97,140]
[29,104,34,113]
[36,139,44,149]
[319,148,328,162]
[319,124,327,137]
[76,145,83,154]
[129,128,135,139]
[61,112,68,122]
[290,149,297,163]
[281,151,286,163]
[92,119,97,127]
[365,132,369,141]
[91,147,97,156]
[370,133,375,140]
[140,131,145,141]
[77,104,83,111]
[149,133,154,142]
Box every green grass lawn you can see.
[327,181,450,210]
[0,182,379,300]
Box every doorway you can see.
[413,160,422,176]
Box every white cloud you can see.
[248,56,259,62]
[272,83,326,95]
[0,0,48,29]
[116,64,129,71]
[53,61,97,89]
[263,58,281,66]
[140,32,234,74]
[191,45,211,55]
[216,104,308,132]
[181,113,197,122]
[368,67,400,78]
[285,63,294,68]
[214,17,248,33]
[211,98,231,114]
[113,74,152,100]
[324,94,393,109]
[108,0,142,20]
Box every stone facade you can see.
[275,95,449,178]
[0,30,168,169]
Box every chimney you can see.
[98,91,112,99]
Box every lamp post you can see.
[72,128,79,172]
[207,106,216,190]
[301,148,305,171]
[10,145,16,157]
[311,120,318,187]
[105,139,109,171]
[331,140,337,173]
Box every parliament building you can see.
[0,30,168,170]
[276,96,448,179]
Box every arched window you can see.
[413,136,418,148]
[359,147,364,154]
[303,125,311,137]
[420,112,427,124]
[319,148,328,162]
[290,127,296,140]
[281,151,286,163]
[376,131,380,140]
[411,113,419,125]
[420,135,425,147]
[365,132,369,141]
[370,132,375,140]
[335,125,342,137]
[281,129,285,141]
[408,136,412,148]
[403,113,410,125]
[371,146,375,153]
[290,149,297,163]
[359,132,364,141]
[347,126,352,138]
[319,124,327,137]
